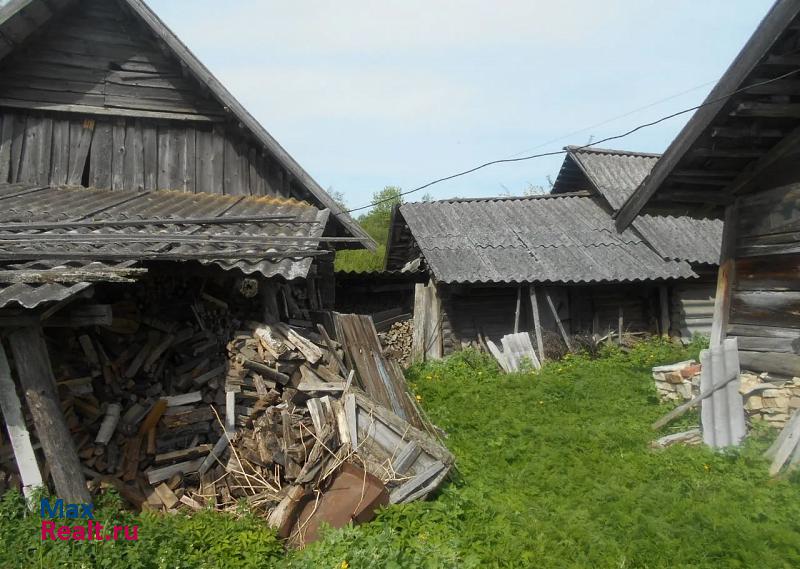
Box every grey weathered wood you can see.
[111,120,126,191]
[9,327,90,503]
[659,285,670,337]
[544,289,572,351]
[0,113,14,183]
[390,460,446,504]
[527,286,545,361]
[0,343,43,499]
[146,457,204,484]
[513,285,522,334]
[768,411,800,476]
[67,118,95,185]
[50,118,70,185]
[739,351,800,377]
[89,121,113,188]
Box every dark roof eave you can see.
[615,0,800,231]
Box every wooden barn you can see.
[384,188,716,359]
[0,0,371,248]
[0,0,373,502]
[617,0,800,379]
[551,146,723,340]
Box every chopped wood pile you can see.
[0,283,452,546]
[380,319,412,368]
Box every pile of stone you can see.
[652,360,701,402]
[653,361,800,430]
[740,373,800,430]
[381,319,412,368]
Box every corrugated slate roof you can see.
[558,147,723,265]
[0,184,329,281]
[565,146,660,210]
[398,194,697,285]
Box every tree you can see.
[334,186,404,272]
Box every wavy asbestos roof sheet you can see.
[0,184,329,281]
[559,147,723,265]
[398,194,697,285]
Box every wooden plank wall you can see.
[670,281,716,341]
[438,283,657,353]
[728,182,800,376]
[0,109,297,197]
[0,0,220,118]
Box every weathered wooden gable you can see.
[0,0,222,118]
[0,0,374,248]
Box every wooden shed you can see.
[551,146,723,340]
[385,192,704,359]
[0,0,372,502]
[617,0,800,378]
[0,0,373,249]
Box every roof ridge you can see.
[404,191,592,205]
[564,145,662,158]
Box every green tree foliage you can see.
[335,186,404,272]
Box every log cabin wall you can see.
[728,178,800,377]
[438,283,661,353]
[0,0,311,202]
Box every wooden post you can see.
[544,289,572,351]
[8,327,90,503]
[710,203,739,347]
[528,286,545,362]
[513,286,521,334]
[658,285,671,338]
[411,283,427,363]
[617,306,623,346]
[0,342,43,500]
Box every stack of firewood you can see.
[381,319,413,368]
[0,281,453,545]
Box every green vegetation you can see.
[3,339,800,568]
[335,186,403,273]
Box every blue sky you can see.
[147,1,771,210]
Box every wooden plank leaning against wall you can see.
[0,110,301,199]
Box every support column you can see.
[528,286,545,362]
[0,342,43,500]
[658,285,671,338]
[9,326,90,503]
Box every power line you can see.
[506,78,719,159]
[345,68,800,214]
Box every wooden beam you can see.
[732,101,800,118]
[617,306,623,346]
[742,79,800,96]
[614,0,800,231]
[711,126,785,139]
[529,286,545,362]
[659,285,671,337]
[543,290,572,351]
[689,148,766,159]
[513,286,521,334]
[0,99,224,123]
[0,342,43,500]
[727,124,800,195]
[710,204,739,347]
[8,327,89,503]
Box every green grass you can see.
[2,339,799,568]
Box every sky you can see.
[23,0,782,210]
